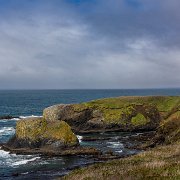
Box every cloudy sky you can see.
[0,0,179,89]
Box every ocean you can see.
[0,89,179,179]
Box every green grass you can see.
[82,96,180,125]
[131,113,149,126]
[84,96,180,112]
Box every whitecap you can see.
[115,150,123,153]
[0,148,11,157]
[19,115,42,119]
[12,157,40,166]
[0,147,40,167]
[77,135,83,143]
[107,142,123,147]
[0,127,15,136]
[11,118,20,121]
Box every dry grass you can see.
[62,142,180,180]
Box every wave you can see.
[0,127,15,136]
[107,141,124,148]
[11,118,20,121]
[115,150,123,153]
[19,115,42,119]
[0,147,40,167]
[0,119,19,122]
[0,115,42,122]
[12,157,40,166]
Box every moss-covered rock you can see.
[7,117,79,149]
[16,117,47,141]
[42,96,180,133]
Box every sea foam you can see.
[77,135,83,143]
[107,141,124,147]
[19,115,42,119]
[0,127,15,136]
[0,147,40,167]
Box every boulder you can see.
[7,117,79,149]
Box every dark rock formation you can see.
[0,115,18,120]
[42,96,180,133]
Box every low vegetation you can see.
[83,96,180,126]
[62,142,180,180]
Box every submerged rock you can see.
[7,117,79,149]
[0,115,18,120]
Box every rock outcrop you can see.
[43,96,180,133]
[5,96,180,155]
[7,117,79,149]
[153,110,180,145]
[43,104,160,132]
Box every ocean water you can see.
[0,89,179,179]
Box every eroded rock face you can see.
[43,104,93,132]
[7,117,79,149]
[42,98,170,133]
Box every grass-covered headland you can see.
[61,96,180,180]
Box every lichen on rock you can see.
[8,117,79,149]
[16,117,47,140]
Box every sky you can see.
[0,0,180,89]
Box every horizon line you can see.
[0,87,180,91]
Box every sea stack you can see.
[7,117,79,149]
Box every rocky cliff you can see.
[43,96,180,133]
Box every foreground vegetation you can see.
[62,142,180,180]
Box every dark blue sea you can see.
[0,89,179,179]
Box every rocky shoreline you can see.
[2,96,180,179]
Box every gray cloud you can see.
[0,0,180,89]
